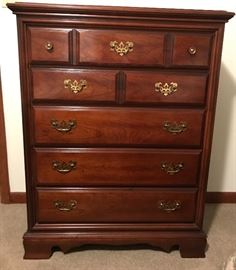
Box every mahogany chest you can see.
[8,3,234,259]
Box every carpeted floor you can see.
[0,203,235,270]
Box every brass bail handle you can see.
[52,160,77,174]
[163,121,187,134]
[158,200,181,212]
[54,200,78,212]
[50,119,77,133]
[161,162,184,175]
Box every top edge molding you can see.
[7,2,235,22]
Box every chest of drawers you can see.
[8,3,234,259]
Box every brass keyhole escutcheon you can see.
[64,79,87,94]
[110,40,134,56]
[155,82,178,96]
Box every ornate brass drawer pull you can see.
[158,200,181,212]
[52,160,77,174]
[64,79,87,94]
[188,46,197,55]
[155,82,178,96]
[110,41,134,56]
[54,200,78,212]
[163,121,187,134]
[161,162,184,175]
[45,41,53,52]
[50,120,77,133]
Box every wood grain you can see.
[125,70,208,105]
[29,27,72,63]
[33,148,201,186]
[36,188,197,223]
[7,2,234,259]
[9,191,236,204]
[32,68,117,103]
[33,107,204,146]
[79,29,165,66]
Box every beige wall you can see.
[0,0,235,192]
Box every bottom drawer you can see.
[36,189,197,223]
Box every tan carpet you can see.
[0,203,235,270]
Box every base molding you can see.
[7,191,236,204]
[9,192,26,203]
[206,192,236,203]
[23,231,207,259]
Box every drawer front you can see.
[36,188,197,223]
[172,33,212,67]
[28,27,71,63]
[34,148,201,187]
[125,71,207,105]
[79,30,165,66]
[32,68,117,102]
[33,107,204,146]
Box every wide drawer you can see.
[36,188,197,223]
[31,68,117,103]
[125,71,207,105]
[172,33,212,67]
[33,148,201,187]
[28,27,72,63]
[79,29,165,66]
[33,107,204,147]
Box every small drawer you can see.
[36,188,197,223]
[33,148,201,187]
[33,107,204,147]
[31,68,117,103]
[172,33,212,67]
[28,27,71,63]
[79,29,165,66]
[125,71,208,105]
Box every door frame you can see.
[0,71,11,203]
